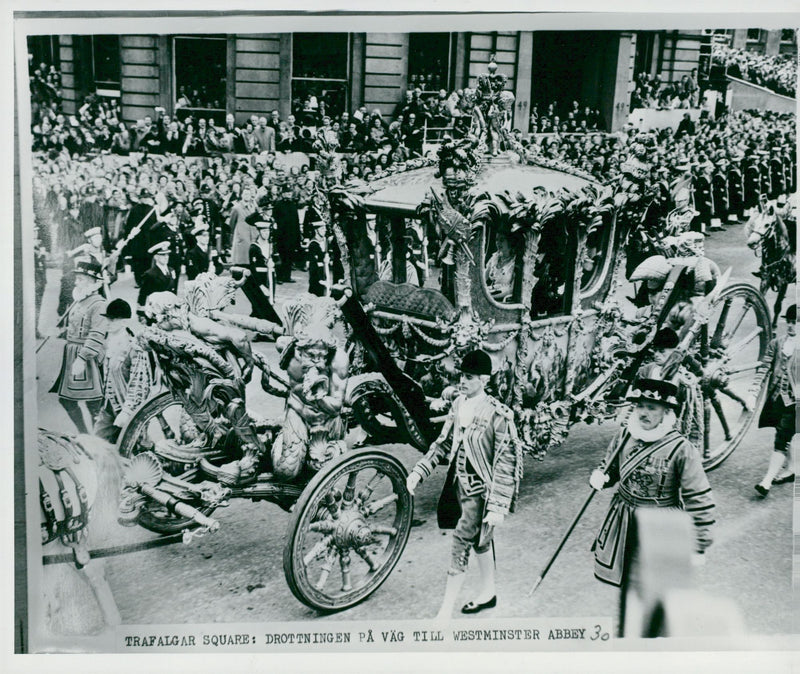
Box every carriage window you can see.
[530,215,571,318]
[375,215,432,287]
[580,212,612,294]
[485,229,521,303]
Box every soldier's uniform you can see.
[759,152,772,202]
[243,219,283,326]
[743,156,762,214]
[770,150,787,200]
[692,167,714,234]
[711,161,729,229]
[727,154,745,222]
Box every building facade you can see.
[30,29,713,134]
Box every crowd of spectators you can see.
[28,55,796,286]
[630,71,700,111]
[524,109,795,187]
[528,100,604,134]
[711,43,797,98]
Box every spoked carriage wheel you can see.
[116,391,216,535]
[117,391,191,459]
[283,448,413,612]
[685,282,772,470]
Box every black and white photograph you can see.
[10,3,800,670]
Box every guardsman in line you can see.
[727,150,745,223]
[710,155,729,231]
[49,258,107,434]
[137,241,176,314]
[759,150,772,205]
[692,159,714,234]
[589,377,715,633]
[407,350,523,620]
[305,219,329,298]
[93,298,153,443]
[751,304,797,497]
[770,146,787,201]
[743,152,762,218]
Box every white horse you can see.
[38,430,123,636]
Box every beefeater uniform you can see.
[592,428,715,586]
[410,393,523,574]
[50,290,106,402]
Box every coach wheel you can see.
[116,391,190,459]
[117,391,216,535]
[283,448,413,612]
[689,283,772,470]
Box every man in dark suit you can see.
[137,241,176,313]
[184,224,215,281]
[296,189,322,271]
[147,213,185,289]
[122,187,158,286]
[272,183,302,283]
[242,218,283,326]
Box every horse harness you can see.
[39,430,93,566]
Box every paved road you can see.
[33,217,796,636]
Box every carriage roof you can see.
[361,157,595,215]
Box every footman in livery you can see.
[407,349,523,620]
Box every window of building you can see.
[780,29,796,43]
[746,28,765,43]
[408,33,455,93]
[292,33,349,122]
[174,36,227,115]
[27,35,60,73]
[91,35,120,96]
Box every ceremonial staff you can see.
[528,434,630,597]
[529,270,731,596]
[35,205,157,354]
